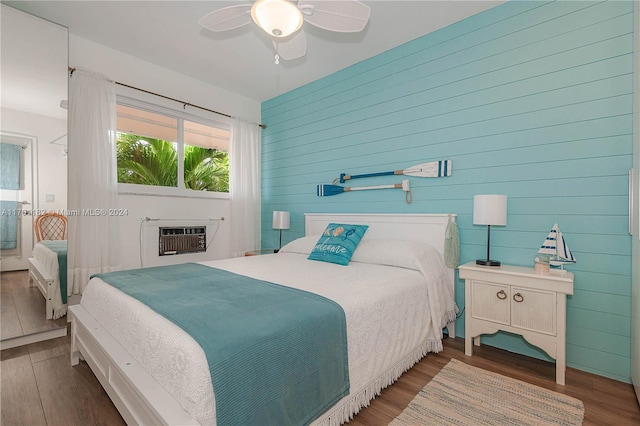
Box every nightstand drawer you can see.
[511,287,556,335]
[471,281,509,325]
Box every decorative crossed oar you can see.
[338,160,451,183]
[317,180,412,203]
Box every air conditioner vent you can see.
[159,226,206,256]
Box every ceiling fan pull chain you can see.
[274,41,280,65]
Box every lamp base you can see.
[476,259,501,267]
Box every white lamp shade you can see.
[251,0,303,38]
[473,195,507,226]
[272,211,290,230]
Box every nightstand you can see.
[244,249,277,256]
[459,262,574,385]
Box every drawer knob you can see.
[496,290,507,300]
[513,292,524,303]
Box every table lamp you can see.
[473,194,507,266]
[272,210,290,252]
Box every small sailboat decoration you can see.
[538,224,576,268]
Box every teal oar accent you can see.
[339,160,452,183]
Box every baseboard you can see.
[0,326,67,350]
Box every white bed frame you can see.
[69,213,457,425]
[28,256,57,319]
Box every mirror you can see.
[0,4,69,348]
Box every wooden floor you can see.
[2,333,639,425]
[350,338,640,426]
[1,270,66,343]
[1,328,125,426]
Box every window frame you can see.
[116,96,231,200]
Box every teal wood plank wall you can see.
[260,1,635,382]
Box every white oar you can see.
[317,180,412,203]
[339,160,451,183]
[317,183,400,196]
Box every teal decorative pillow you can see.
[307,223,369,266]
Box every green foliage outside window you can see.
[116,133,229,192]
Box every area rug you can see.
[390,358,584,425]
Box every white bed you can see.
[69,213,458,425]
[28,241,68,320]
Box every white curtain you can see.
[229,118,261,257]
[67,68,120,294]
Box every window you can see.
[116,99,230,196]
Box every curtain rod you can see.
[68,67,266,129]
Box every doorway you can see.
[1,133,35,272]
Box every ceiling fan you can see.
[198,0,371,63]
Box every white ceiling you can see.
[1,4,69,120]
[4,0,504,104]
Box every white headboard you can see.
[304,213,456,258]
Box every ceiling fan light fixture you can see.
[251,0,303,38]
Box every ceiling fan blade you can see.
[298,0,371,33]
[198,4,253,32]
[273,30,307,60]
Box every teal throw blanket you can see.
[93,263,349,426]
[40,240,67,304]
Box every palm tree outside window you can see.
[116,102,230,193]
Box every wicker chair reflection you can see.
[34,212,67,241]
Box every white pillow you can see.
[279,235,320,255]
[280,237,445,274]
[350,239,441,272]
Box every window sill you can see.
[118,183,230,200]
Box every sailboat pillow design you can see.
[538,223,576,267]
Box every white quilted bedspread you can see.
[80,251,452,425]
